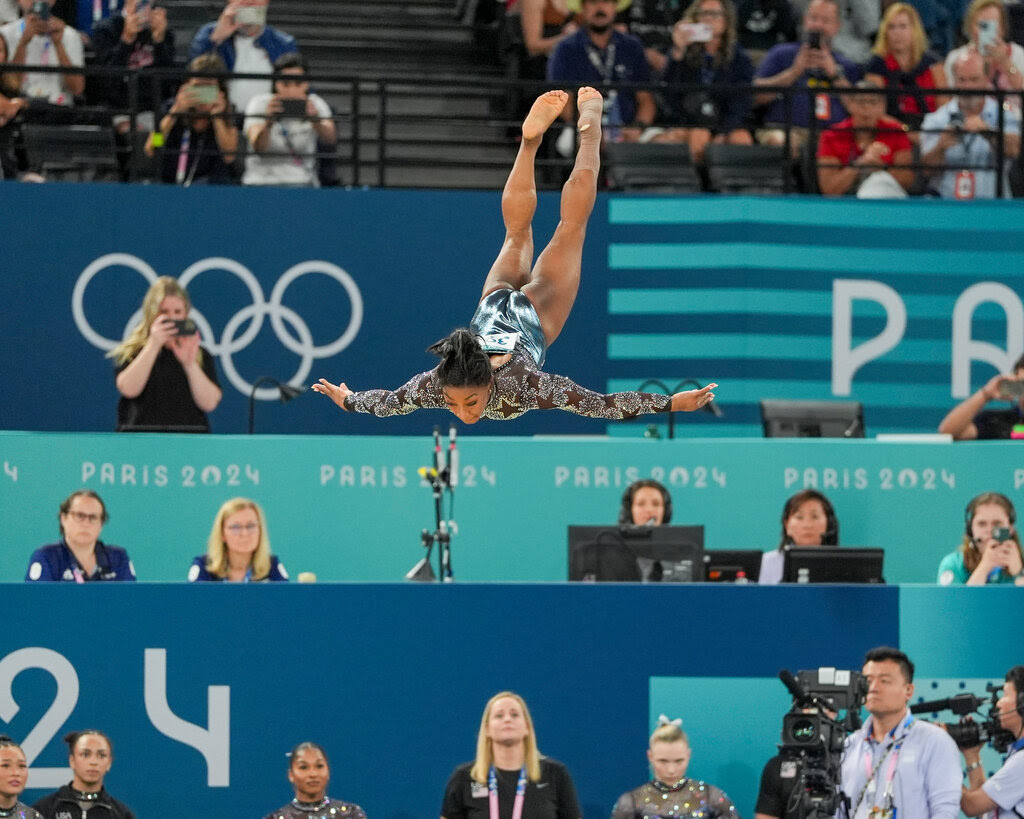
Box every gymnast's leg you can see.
[479,89,569,300]
[521,86,602,347]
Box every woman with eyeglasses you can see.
[25,490,136,582]
[188,497,288,582]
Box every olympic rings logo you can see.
[72,253,363,399]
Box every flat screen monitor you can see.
[760,400,865,438]
[703,549,763,582]
[568,525,705,582]
[781,546,885,584]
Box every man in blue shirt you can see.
[753,0,861,150]
[839,647,961,819]
[921,49,1021,200]
[547,0,657,139]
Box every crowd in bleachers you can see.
[498,0,1024,194]
[0,0,1022,193]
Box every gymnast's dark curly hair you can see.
[427,328,493,388]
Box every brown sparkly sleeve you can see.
[531,370,672,419]
[342,369,446,417]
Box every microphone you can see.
[447,423,458,488]
[779,669,809,702]
[909,692,986,715]
[433,426,445,476]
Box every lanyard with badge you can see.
[851,715,914,819]
[488,765,527,819]
[585,41,621,122]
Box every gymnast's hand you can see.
[312,379,353,410]
[670,383,717,412]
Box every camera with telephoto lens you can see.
[30,1,50,20]
[909,683,1015,752]
[777,668,867,818]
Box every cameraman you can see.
[839,647,961,819]
[938,352,1024,439]
[960,665,1024,818]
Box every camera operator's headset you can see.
[1007,665,1024,724]
[619,480,673,525]
[964,492,1016,542]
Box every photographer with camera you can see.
[109,276,222,433]
[960,665,1024,818]
[839,647,961,819]
[938,493,1024,585]
[242,52,335,187]
[938,352,1024,438]
[921,49,1021,200]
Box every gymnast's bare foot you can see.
[522,89,568,141]
[577,86,603,139]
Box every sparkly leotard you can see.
[343,289,672,421]
[262,796,366,819]
[611,779,740,819]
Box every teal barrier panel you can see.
[0,583,899,818]
[3,432,1024,583]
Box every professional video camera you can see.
[775,668,868,819]
[909,683,1015,752]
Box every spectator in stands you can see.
[0,0,84,109]
[547,0,657,141]
[938,492,1024,585]
[440,691,582,819]
[146,53,239,186]
[830,0,880,65]
[734,0,797,61]
[944,0,1024,106]
[623,0,686,73]
[960,664,1024,817]
[109,274,222,431]
[864,3,946,131]
[619,478,673,524]
[817,80,914,196]
[25,490,136,582]
[509,0,579,75]
[655,0,754,162]
[188,497,289,582]
[922,48,1021,198]
[753,0,860,152]
[190,0,297,113]
[262,742,366,819]
[612,718,739,819]
[0,28,28,178]
[242,52,335,186]
[0,735,43,819]
[33,730,135,819]
[939,354,1024,436]
[90,0,175,132]
[758,489,838,584]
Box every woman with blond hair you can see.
[188,498,288,582]
[612,718,739,818]
[944,0,1024,99]
[109,276,221,432]
[441,691,581,819]
[937,492,1024,585]
[864,3,946,130]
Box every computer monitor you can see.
[568,525,705,582]
[703,549,763,582]
[760,400,865,438]
[781,546,885,584]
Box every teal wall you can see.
[3,431,1023,583]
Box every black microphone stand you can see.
[409,429,456,582]
[247,376,306,434]
[637,378,723,439]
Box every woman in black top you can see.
[441,691,581,819]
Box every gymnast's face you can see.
[442,382,491,424]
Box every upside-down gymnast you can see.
[312,86,717,424]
